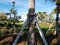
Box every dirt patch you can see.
[0,32,60,45]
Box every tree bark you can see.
[55,3,59,35]
[28,0,35,45]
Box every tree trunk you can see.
[55,3,59,35]
[28,0,35,45]
[14,14,16,34]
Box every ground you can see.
[0,32,60,45]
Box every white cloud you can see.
[21,14,27,21]
[53,14,60,19]
[17,10,27,21]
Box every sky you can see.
[0,0,58,21]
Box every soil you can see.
[0,32,60,45]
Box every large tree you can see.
[28,0,35,45]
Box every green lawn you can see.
[0,21,60,36]
[39,22,50,29]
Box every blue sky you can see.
[0,0,58,20]
[0,0,56,14]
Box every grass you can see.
[0,21,60,36]
[39,22,50,29]
[0,21,60,45]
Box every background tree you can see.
[0,12,7,23]
[48,13,54,23]
[46,0,60,35]
[16,16,21,23]
[8,1,17,34]
[37,12,48,22]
